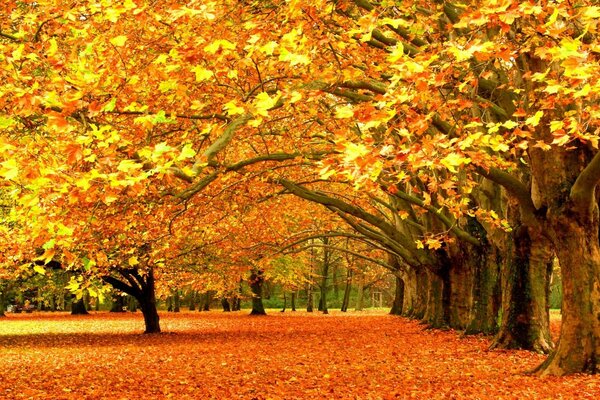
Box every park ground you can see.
[0,311,598,399]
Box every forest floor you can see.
[0,310,598,399]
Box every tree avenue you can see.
[0,0,599,377]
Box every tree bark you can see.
[249,269,267,315]
[103,267,160,333]
[71,297,89,315]
[281,292,287,312]
[291,291,297,312]
[341,269,353,312]
[492,224,553,353]
[390,275,404,316]
[536,214,600,375]
[355,272,364,311]
[173,290,180,313]
[221,298,231,312]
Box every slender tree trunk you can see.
[341,269,353,312]
[166,296,173,312]
[320,248,330,315]
[249,269,267,315]
[189,291,196,311]
[355,272,364,311]
[0,289,6,317]
[281,292,287,312]
[291,291,296,312]
[306,282,314,312]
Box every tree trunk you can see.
[355,272,364,311]
[221,298,231,312]
[103,267,160,333]
[341,269,353,312]
[320,254,329,315]
[231,296,241,311]
[249,270,266,315]
[173,290,180,312]
[306,282,314,312]
[281,292,287,312]
[138,270,160,333]
[202,292,212,311]
[390,275,404,315]
[0,289,6,317]
[535,216,600,375]
[189,291,196,311]
[71,297,88,315]
[492,225,553,353]
[422,268,448,328]
[291,291,296,312]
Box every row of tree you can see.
[0,0,598,376]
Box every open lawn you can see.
[0,311,598,399]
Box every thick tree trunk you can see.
[536,217,600,375]
[422,268,449,328]
[139,270,160,333]
[71,297,89,315]
[202,292,212,311]
[341,269,352,312]
[103,267,160,333]
[221,298,231,312]
[390,275,404,316]
[173,290,180,313]
[249,270,266,315]
[492,225,553,353]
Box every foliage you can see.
[0,312,598,399]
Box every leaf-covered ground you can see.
[0,311,598,399]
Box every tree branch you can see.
[571,150,600,215]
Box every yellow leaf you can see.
[334,105,354,119]
[253,91,281,116]
[128,256,139,266]
[177,144,196,161]
[223,101,245,116]
[34,264,46,275]
[191,66,213,82]
[47,38,58,57]
[525,111,544,127]
[440,152,471,173]
[110,35,128,47]
[260,41,278,55]
[0,159,19,180]
[204,39,236,54]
